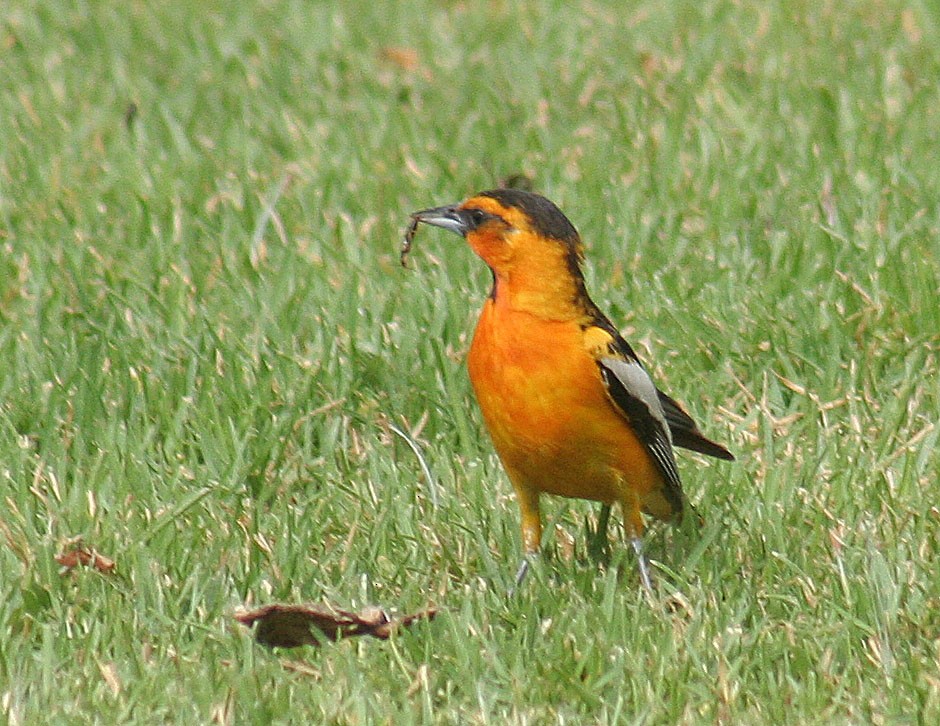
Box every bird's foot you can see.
[508,555,535,598]
[631,537,655,594]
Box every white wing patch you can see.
[598,356,683,507]
[599,358,672,444]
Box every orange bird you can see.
[404,189,733,590]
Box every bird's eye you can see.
[467,209,488,228]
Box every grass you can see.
[2,0,939,722]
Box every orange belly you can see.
[467,300,672,519]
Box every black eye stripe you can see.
[465,208,496,229]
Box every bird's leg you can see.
[588,503,613,563]
[508,556,532,598]
[622,497,655,593]
[630,536,654,594]
[508,487,542,596]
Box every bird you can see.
[403,188,734,591]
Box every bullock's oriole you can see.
[404,189,733,590]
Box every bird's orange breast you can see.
[467,298,669,514]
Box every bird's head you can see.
[406,189,589,315]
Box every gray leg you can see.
[631,537,654,593]
[508,556,531,598]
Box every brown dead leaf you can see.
[379,46,419,71]
[234,603,438,648]
[55,545,116,574]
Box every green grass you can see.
[2,0,939,722]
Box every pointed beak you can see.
[409,204,468,236]
[402,202,478,267]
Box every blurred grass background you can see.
[1,0,938,722]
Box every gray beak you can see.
[409,205,468,236]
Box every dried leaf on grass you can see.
[55,544,116,574]
[234,603,438,648]
[378,46,419,72]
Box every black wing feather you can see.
[658,389,735,461]
[597,359,685,517]
[591,310,734,462]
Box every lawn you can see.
[1,0,938,723]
